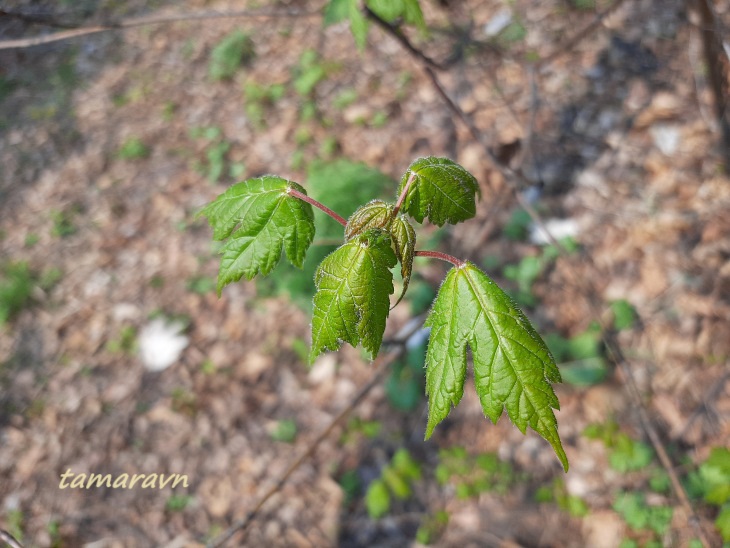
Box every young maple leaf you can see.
[424,262,568,471]
[198,176,315,294]
[398,157,480,226]
[310,228,396,362]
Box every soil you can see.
[1,0,729,547]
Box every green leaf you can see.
[399,157,480,226]
[389,215,416,306]
[402,0,427,32]
[198,176,315,294]
[344,201,416,307]
[611,299,637,330]
[424,263,567,471]
[310,229,397,361]
[323,0,349,25]
[348,0,369,50]
[559,357,607,387]
[208,30,254,81]
[367,0,403,22]
[382,465,411,499]
[344,200,393,240]
[717,504,730,541]
[366,479,390,519]
[700,447,730,505]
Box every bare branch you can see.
[0,7,320,50]
[0,529,23,548]
[206,338,418,547]
[363,6,451,71]
[537,0,630,67]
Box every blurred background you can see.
[1,0,729,546]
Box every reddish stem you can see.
[288,187,347,227]
[392,172,415,218]
[414,250,464,267]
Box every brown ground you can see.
[1,0,729,547]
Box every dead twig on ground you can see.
[0,8,321,50]
[675,369,730,442]
[206,352,395,547]
[0,529,23,548]
[206,315,427,547]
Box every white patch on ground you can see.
[138,318,189,372]
[484,8,513,37]
[650,124,680,156]
[529,218,580,245]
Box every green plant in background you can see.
[385,337,426,411]
[187,275,216,294]
[293,50,330,97]
[613,491,673,538]
[502,235,578,307]
[209,30,255,81]
[270,419,298,443]
[51,206,80,238]
[435,446,518,498]
[365,448,422,518]
[243,80,286,129]
[0,261,34,325]
[324,0,426,50]
[117,136,150,160]
[199,156,568,470]
[503,208,532,241]
[583,421,653,472]
[545,322,607,387]
[416,509,449,545]
[105,325,138,355]
[6,508,24,542]
[610,299,638,331]
[190,126,233,183]
[166,494,194,512]
[685,447,730,541]
[535,478,589,517]
[341,417,382,444]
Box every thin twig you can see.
[0,7,320,50]
[537,0,630,67]
[0,529,23,548]
[206,349,403,547]
[362,6,450,71]
[675,369,730,442]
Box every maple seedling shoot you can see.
[288,175,465,268]
[200,157,568,471]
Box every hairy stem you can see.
[392,172,415,218]
[415,250,464,267]
[287,187,347,227]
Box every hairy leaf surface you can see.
[424,263,568,471]
[344,200,392,241]
[311,229,397,362]
[344,201,417,307]
[199,176,315,294]
[399,157,480,226]
[389,215,416,306]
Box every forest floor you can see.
[1,0,729,546]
